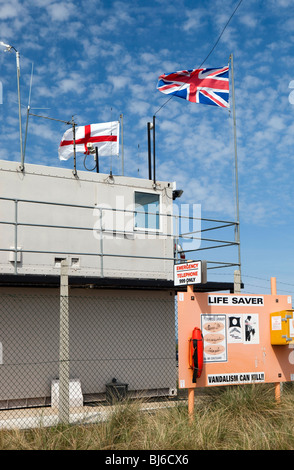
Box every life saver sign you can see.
[189,327,204,383]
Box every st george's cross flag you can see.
[157,66,229,108]
[58,121,119,160]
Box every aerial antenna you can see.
[23,62,34,161]
[23,63,51,161]
[28,111,77,175]
[137,144,140,176]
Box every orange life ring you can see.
[189,327,203,383]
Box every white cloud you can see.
[108,76,130,91]
[45,2,75,21]
[240,200,276,226]
[267,116,286,131]
[127,99,150,116]
[183,8,206,31]
[238,13,258,28]
[58,73,86,94]
[28,121,56,140]
[268,0,294,7]
[0,3,19,19]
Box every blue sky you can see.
[0,0,294,299]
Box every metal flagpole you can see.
[72,116,77,176]
[0,43,24,171]
[15,50,24,171]
[229,53,241,291]
[153,115,156,186]
[120,113,124,176]
[147,122,152,180]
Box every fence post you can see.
[234,269,241,294]
[271,276,282,403]
[99,208,104,277]
[59,259,70,424]
[14,199,18,274]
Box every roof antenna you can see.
[137,144,140,176]
[23,63,51,161]
[23,62,34,161]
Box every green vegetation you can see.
[1,384,294,450]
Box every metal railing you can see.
[0,196,240,277]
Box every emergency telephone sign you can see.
[174,261,206,286]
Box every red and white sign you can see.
[174,261,202,286]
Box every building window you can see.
[134,192,160,230]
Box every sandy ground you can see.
[0,398,190,430]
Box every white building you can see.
[0,158,239,409]
[0,159,179,408]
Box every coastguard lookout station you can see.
[0,117,240,410]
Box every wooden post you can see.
[271,277,281,403]
[275,382,281,404]
[271,277,277,296]
[188,388,194,421]
[234,269,241,294]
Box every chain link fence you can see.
[0,289,178,429]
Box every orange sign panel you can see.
[177,292,294,389]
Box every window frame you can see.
[133,190,162,232]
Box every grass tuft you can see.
[1,385,294,450]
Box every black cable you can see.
[154,0,244,116]
[83,153,96,171]
[198,0,244,68]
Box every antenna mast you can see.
[23,62,34,162]
[28,111,77,176]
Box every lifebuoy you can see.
[189,327,203,383]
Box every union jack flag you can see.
[157,66,229,108]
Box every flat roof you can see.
[0,274,242,293]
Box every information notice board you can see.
[177,292,294,389]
